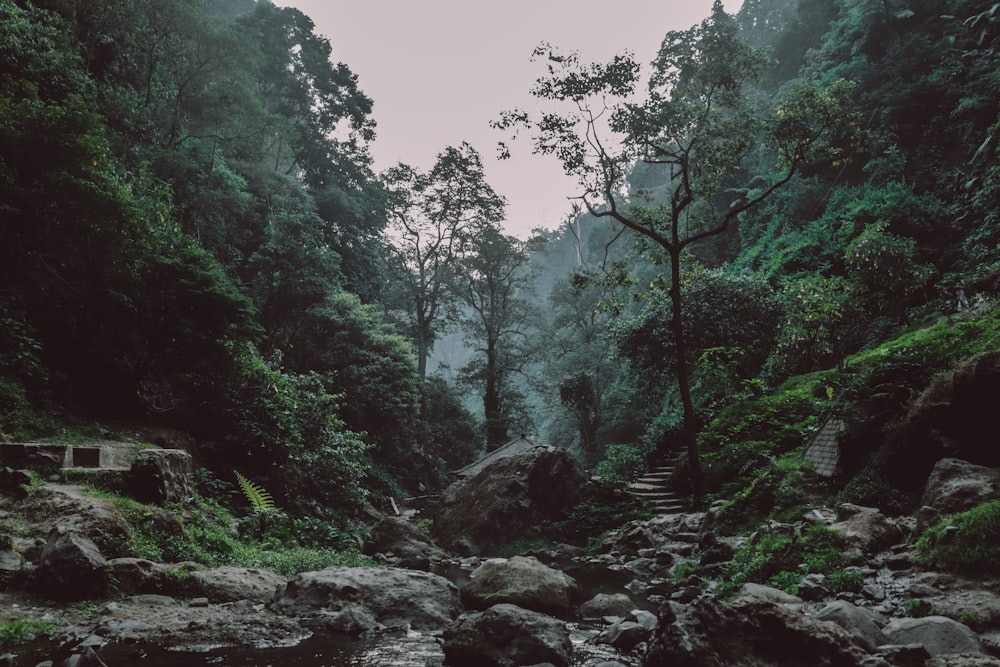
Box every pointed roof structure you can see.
[453,434,551,479]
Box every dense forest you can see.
[2,0,1000,541]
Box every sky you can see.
[278,0,742,237]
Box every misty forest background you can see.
[3,0,1000,535]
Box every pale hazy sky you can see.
[279,1,742,237]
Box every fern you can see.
[234,471,279,542]
[234,470,276,514]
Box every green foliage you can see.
[916,499,1000,575]
[719,524,854,598]
[0,617,58,649]
[234,470,278,541]
[594,442,654,487]
[713,454,812,535]
[844,221,933,313]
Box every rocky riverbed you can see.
[4,446,1000,666]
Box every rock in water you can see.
[443,603,572,667]
[461,555,576,617]
[269,566,460,633]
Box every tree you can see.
[458,226,536,448]
[384,143,506,380]
[496,1,858,498]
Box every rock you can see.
[19,485,131,552]
[595,610,659,651]
[814,600,889,651]
[442,603,572,667]
[875,644,932,667]
[882,616,985,657]
[646,593,885,666]
[918,459,1000,531]
[189,566,287,604]
[0,549,23,581]
[829,504,905,555]
[462,556,576,618]
[578,593,635,619]
[798,573,829,601]
[595,620,648,651]
[128,448,194,505]
[0,468,32,498]
[33,529,109,600]
[363,514,450,570]
[61,647,109,667]
[732,583,803,605]
[106,558,182,596]
[921,590,1000,630]
[431,446,588,555]
[926,656,1000,667]
[270,566,460,632]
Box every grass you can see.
[0,618,59,649]
[915,499,1000,575]
[79,486,374,579]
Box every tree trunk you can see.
[484,338,506,449]
[668,247,704,502]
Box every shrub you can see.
[916,499,1000,574]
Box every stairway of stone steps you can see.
[627,457,688,514]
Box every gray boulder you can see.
[646,593,886,666]
[432,446,588,555]
[578,592,636,619]
[189,566,286,603]
[442,603,572,667]
[829,504,905,555]
[363,514,450,570]
[33,529,109,600]
[128,448,194,505]
[462,555,576,617]
[883,616,985,657]
[814,600,890,651]
[918,458,1000,531]
[20,485,131,553]
[270,566,460,632]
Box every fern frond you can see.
[234,470,276,514]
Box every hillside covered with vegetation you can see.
[2,0,1000,555]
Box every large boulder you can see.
[461,555,576,617]
[269,566,460,633]
[19,485,131,553]
[814,600,890,651]
[33,528,109,600]
[128,448,194,505]
[918,458,1000,531]
[646,593,887,666]
[883,616,985,657]
[431,446,588,555]
[363,514,450,570]
[188,566,287,603]
[442,603,573,667]
[829,504,905,555]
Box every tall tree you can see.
[495,1,858,497]
[458,226,535,448]
[384,143,506,380]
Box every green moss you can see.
[916,499,1000,574]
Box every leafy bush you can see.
[719,524,855,598]
[0,618,58,649]
[594,442,653,486]
[916,499,1000,574]
[713,454,811,535]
